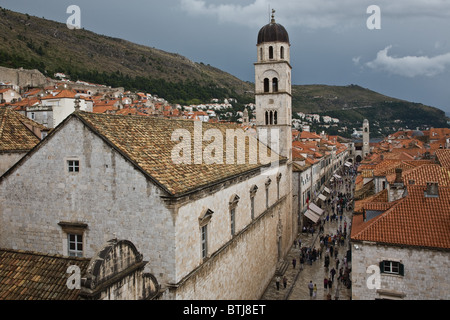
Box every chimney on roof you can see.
[424,182,439,198]
[74,94,81,111]
[394,168,403,184]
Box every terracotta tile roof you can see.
[351,185,450,250]
[299,131,321,140]
[354,188,389,213]
[292,147,306,161]
[400,164,450,187]
[436,149,450,169]
[0,107,47,152]
[74,112,283,196]
[40,89,77,100]
[0,248,90,300]
[92,105,118,114]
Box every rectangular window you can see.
[277,181,280,200]
[380,260,404,276]
[201,225,208,259]
[68,160,79,173]
[68,234,83,257]
[383,261,399,274]
[230,208,235,235]
[251,196,255,219]
[266,188,269,209]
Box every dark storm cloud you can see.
[0,0,449,113]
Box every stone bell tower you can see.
[362,119,370,158]
[255,10,292,162]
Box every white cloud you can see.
[366,46,450,77]
[352,56,361,65]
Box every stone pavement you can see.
[261,173,354,301]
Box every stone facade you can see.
[0,152,26,176]
[0,114,295,299]
[351,241,450,300]
[0,117,175,286]
[80,239,160,300]
[0,66,48,89]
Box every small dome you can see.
[257,14,289,45]
[412,130,424,137]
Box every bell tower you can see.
[362,119,370,158]
[255,10,292,161]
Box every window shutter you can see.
[399,263,404,276]
[379,261,385,274]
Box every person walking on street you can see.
[276,276,280,291]
[283,276,287,289]
[313,284,317,299]
[292,258,297,269]
[308,281,314,298]
[324,277,328,290]
[330,267,336,282]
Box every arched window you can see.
[269,110,273,125]
[269,46,274,59]
[264,78,270,93]
[272,78,278,92]
[265,111,269,125]
[280,46,284,59]
[260,47,263,61]
[274,111,278,125]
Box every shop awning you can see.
[318,194,327,201]
[309,203,324,216]
[304,209,320,223]
[345,162,352,167]
[333,174,342,179]
[323,187,331,194]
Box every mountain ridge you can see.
[0,7,448,132]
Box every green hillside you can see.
[0,7,448,133]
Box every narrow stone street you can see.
[261,169,355,300]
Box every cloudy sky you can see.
[1,0,449,115]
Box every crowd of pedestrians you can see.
[304,165,356,300]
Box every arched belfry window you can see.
[260,47,263,61]
[265,111,269,125]
[272,78,278,92]
[264,78,270,93]
[280,46,284,59]
[274,111,278,125]
[269,46,274,59]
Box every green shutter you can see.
[399,263,404,276]
[379,261,385,274]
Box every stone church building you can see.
[0,16,297,299]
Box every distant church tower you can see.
[362,119,370,158]
[242,107,249,126]
[255,10,292,161]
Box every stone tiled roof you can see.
[351,186,450,250]
[0,107,47,152]
[75,112,282,196]
[0,248,90,300]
